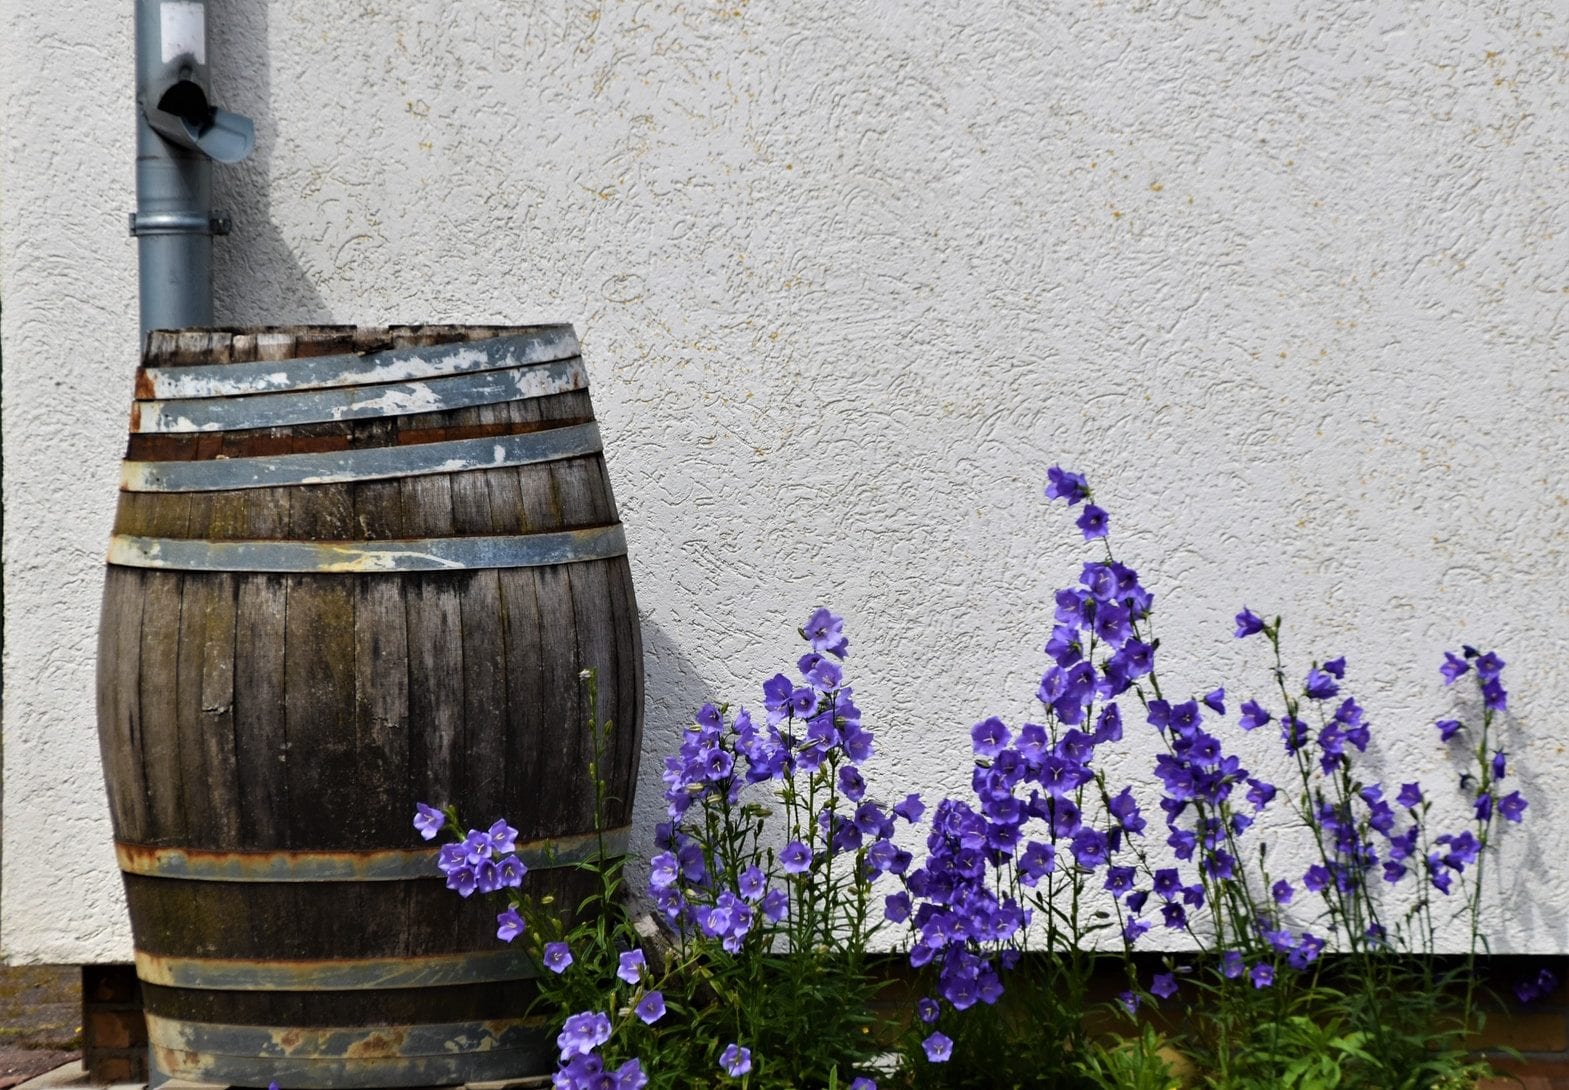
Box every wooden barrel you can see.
[95,326,644,1088]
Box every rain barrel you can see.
[95,325,643,1088]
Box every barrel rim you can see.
[130,357,588,434]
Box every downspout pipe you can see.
[132,0,254,341]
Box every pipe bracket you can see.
[129,210,232,237]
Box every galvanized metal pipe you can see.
[132,0,252,340]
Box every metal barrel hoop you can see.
[137,327,579,399]
[106,526,628,573]
[131,357,589,433]
[121,421,605,492]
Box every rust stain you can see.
[128,402,142,431]
[276,1029,306,1051]
[150,1046,204,1080]
[133,369,156,400]
[345,1029,408,1059]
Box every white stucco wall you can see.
[2,1,1566,963]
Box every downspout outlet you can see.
[132,0,255,340]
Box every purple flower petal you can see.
[921,1032,953,1062]
[719,1044,752,1077]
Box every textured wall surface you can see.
[2,1,1566,962]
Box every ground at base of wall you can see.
[0,966,80,1090]
[1483,1064,1569,1090]
[4,958,1569,1090]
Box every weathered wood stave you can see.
[96,326,643,1088]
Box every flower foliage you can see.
[403,468,1536,1090]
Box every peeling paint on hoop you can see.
[114,826,629,881]
[131,357,588,433]
[106,525,627,572]
[138,326,579,399]
[121,421,604,492]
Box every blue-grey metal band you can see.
[135,949,539,991]
[147,1014,553,1089]
[128,210,232,236]
[139,327,578,399]
[106,525,627,573]
[132,357,587,434]
[115,826,630,882]
[121,422,603,493]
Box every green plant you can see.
[1077,1025,1180,1090]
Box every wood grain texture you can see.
[354,575,410,844]
[174,574,216,840]
[96,570,149,838]
[497,568,547,831]
[403,575,466,824]
[233,574,289,847]
[284,575,359,849]
[138,572,186,842]
[607,558,644,826]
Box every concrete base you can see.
[13,1063,138,1090]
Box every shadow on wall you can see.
[1496,760,1548,951]
[207,0,335,325]
[630,620,718,861]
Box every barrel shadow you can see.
[627,619,720,866]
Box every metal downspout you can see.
[131,0,254,341]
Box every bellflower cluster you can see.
[648,607,886,949]
[1516,966,1559,1005]
[427,818,528,900]
[890,467,1536,1084]
[413,669,672,1090]
[1038,470,1290,990]
[1433,646,1526,829]
[1206,611,1536,1079]
[639,608,889,1086]
[552,1012,648,1090]
[890,469,1185,1061]
[416,800,664,1090]
[1251,652,1432,918]
[1230,613,1532,969]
